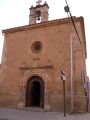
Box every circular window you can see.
[31,41,42,53]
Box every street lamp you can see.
[64,5,74,112]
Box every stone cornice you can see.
[19,65,53,70]
[2,17,83,34]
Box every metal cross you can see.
[36,0,42,5]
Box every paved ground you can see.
[0,108,90,120]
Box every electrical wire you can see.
[64,0,83,48]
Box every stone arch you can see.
[26,75,44,108]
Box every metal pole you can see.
[64,3,74,113]
[63,80,66,117]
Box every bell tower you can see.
[29,0,49,24]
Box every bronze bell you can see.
[37,15,40,20]
[36,10,41,21]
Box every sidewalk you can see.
[0,108,90,120]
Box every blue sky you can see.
[0,0,90,78]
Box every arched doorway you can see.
[26,76,44,108]
[31,81,40,106]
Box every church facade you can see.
[0,1,88,112]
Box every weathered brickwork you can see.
[0,2,88,113]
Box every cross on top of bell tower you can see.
[36,0,42,5]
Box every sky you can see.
[0,0,90,78]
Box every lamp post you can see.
[64,4,74,113]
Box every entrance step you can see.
[22,107,45,112]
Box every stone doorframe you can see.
[26,75,44,108]
[19,65,53,111]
